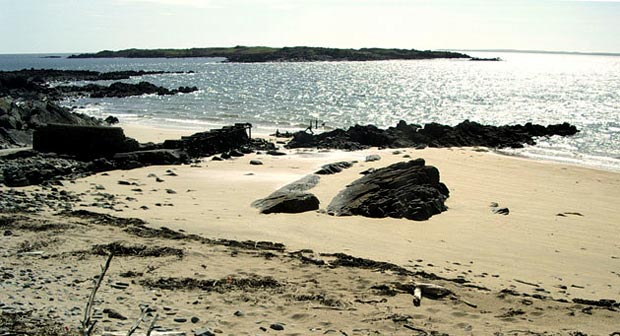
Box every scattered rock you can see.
[315,161,355,175]
[250,159,263,165]
[365,154,381,162]
[270,323,285,331]
[266,150,286,156]
[103,308,127,320]
[194,327,216,336]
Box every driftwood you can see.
[145,314,159,336]
[126,306,149,336]
[82,254,113,336]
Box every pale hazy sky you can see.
[1,0,619,54]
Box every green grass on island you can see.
[68,46,471,62]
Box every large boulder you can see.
[252,192,320,214]
[33,124,138,159]
[252,175,321,214]
[0,96,101,149]
[327,159,449,221]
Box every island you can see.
[68,46,471,62]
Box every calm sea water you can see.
[1,52,619,171]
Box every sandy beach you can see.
[1,123,619,335]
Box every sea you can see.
[1,52,619,171]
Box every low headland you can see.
[68,46,471,62]
[1,69,619,335]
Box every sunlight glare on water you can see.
[1,52,618,170]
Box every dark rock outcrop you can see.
[1,123,260,187]
[286,120,579,150]
[56,82,198,98]
[252,175,321,214]
[327,159,449,221]
[113,149,190,168]
[0,69,198,149]
[252,192,320,214]
[163,123,254,158]
[0,151,94,187]
[0,96,100,149]
[315,161,355,175]
[33,124,139,159]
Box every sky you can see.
[1,0,619,54]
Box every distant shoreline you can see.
[446,48,620,57]
[67,46,471,62]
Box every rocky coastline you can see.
[0,69,198,149]
[2,67,618,336]
[68,46,472,62]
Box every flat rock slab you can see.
[327,159,449,221]
[252,175,321,214]
[252,192,320,214]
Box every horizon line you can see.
[445,48,620,57]
[1,47,620,57]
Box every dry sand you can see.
[1,123,619,335]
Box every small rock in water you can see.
[191,316,200,323]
